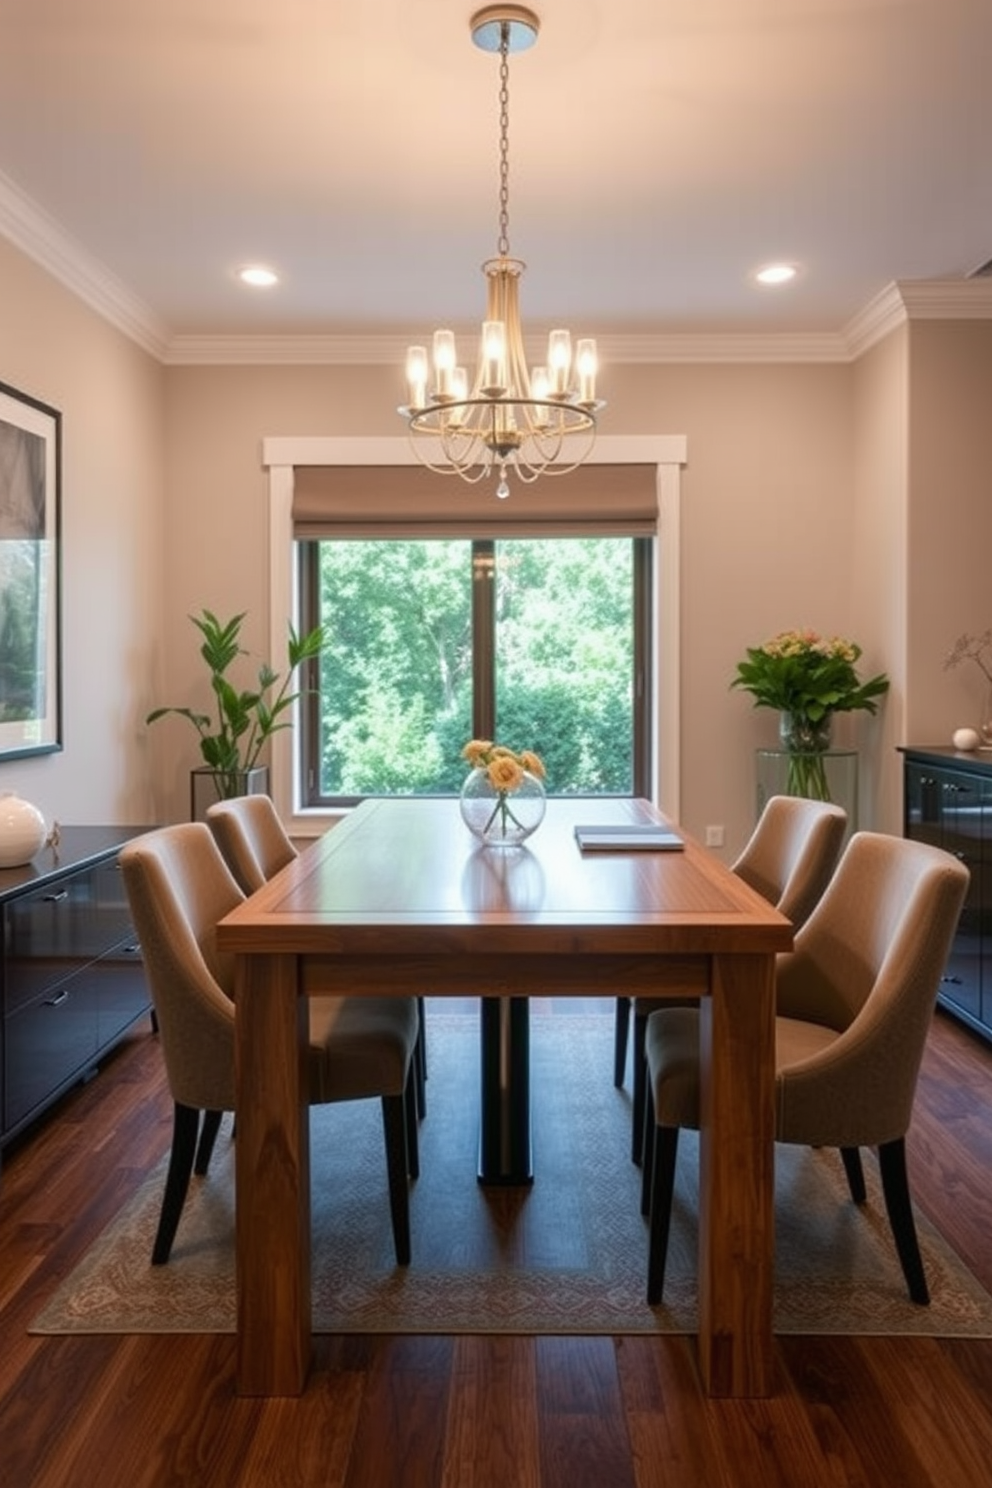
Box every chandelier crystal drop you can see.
[399,5,604,499]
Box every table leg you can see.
[478,995,533,1184]
[697,952,776,1398]
[234,952,312,1396]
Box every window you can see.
[299,536,651,805]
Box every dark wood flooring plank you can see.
[616,1336,736,1488]
[342,1335,454,1488]
[440,1335,540,1488]
[535,1337,637,1488]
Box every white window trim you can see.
[264,434,687,838]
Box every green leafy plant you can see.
[146,609,328,800]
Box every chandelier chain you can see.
[497,23,511,257]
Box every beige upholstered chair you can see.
[203,792,296,895]
[619,795,848,1162]
[207,793,429,1118]
[120,822,420,1267]
[641,831,970,1306]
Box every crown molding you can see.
[0,169,170,359]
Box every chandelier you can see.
[399,5,604,500]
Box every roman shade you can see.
[291,463,658,539]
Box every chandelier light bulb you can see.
[576,338,598,403]
[405,345,429,410]
[481,320,508,394]
[433,329,457,397]
[547,329,572,395]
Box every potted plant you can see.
[147,609,328,814]
[731,628,889,799]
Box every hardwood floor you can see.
[1,1001,991,1487]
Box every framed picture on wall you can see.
[0,380,61,758]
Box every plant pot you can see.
[459,768,546,847]
[191,766,269,822]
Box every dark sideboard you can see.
[900,747,992,1044]
[0,825,154,1174]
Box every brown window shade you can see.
[291,463,658,539]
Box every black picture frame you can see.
[0,380,62,758]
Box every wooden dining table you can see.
[215,796,793,1401]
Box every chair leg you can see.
[614,997,630,1087]
[381,1093,412,1266]
[193,1109,225,1175]
[878,1138,929,1305]
[640,1081,656,1217]
[152,1102,200,1265]
[404,1069,420,1180]
[647,1126,680,1305]
[415,996,427,1119]
[631,1008,649,1165]
[840,1145,867,1204]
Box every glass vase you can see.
[778,711,833,800]
[459,768,547,847]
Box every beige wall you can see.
[906,321,992,747]
[850,327,908,835]
[0,237,165,828]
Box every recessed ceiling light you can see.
[238,265,279,288]
[755,263,798,287]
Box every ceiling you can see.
[1,0,990,360]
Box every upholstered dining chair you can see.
[640,830,970,1306]
[619,795,848,1163]
[120,822,420,1267]
[205,793,430,1118]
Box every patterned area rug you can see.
[31,1013,992,1337]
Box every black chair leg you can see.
[878,1137,929,1305]
[152,1102,200,1265]
[640,1082,655,1217]
[194,1109,224,1175]
[631,1008,649,1165]
[415,996,427,1119]
[647,1125,680,1305]
[404,1070,420,1180]
[382,1093,411,1266]
[614,997,630,1087]
[840,1145,867,1204]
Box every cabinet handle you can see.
[941,974,962,986]
[42,890,68,903]
[44,988,69,1007]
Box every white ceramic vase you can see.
[0,792,48,867]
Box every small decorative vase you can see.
[459,768,547,847]
[778,712,832,801]
[0,792,48,867]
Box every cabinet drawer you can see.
[4,968,101,1129]
[97,943,150,1046]
[3,863,136,1014]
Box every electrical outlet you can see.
[705,825,725,848]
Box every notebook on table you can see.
[573,823,684,852]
